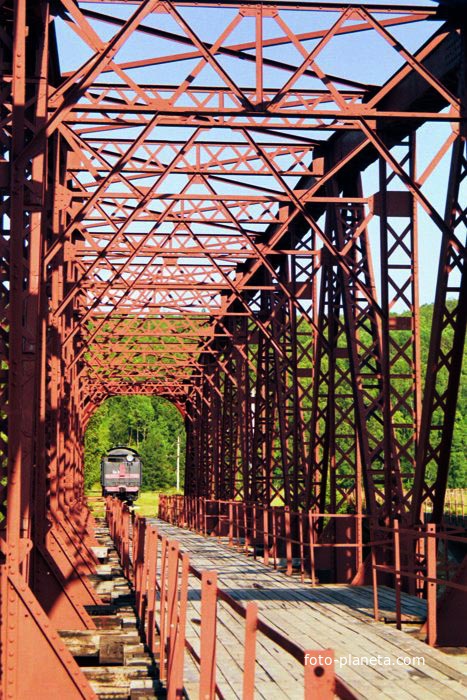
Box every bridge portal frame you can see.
[0,1,466,696]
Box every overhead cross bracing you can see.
[0,2,466,694]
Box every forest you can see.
[84,303,465,492]
[84,395,186,491]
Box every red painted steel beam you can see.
[2,7,466,685]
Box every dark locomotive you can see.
[101,446,142,503]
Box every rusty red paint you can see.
[1,2,466,693]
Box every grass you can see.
[85,485,183,518]
[133,491,160,517]
[134,487,184,516]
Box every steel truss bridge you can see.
[0,0,466,697]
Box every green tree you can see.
[84,395,185,492]
[127,396,155,446]
[84,402,111,489]
[139,421,172,490]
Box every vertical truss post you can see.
[235,318,253,501]
[251,288,276,506]
[376,133,421,518]
[412,135,466,523]
[1,2,96,696]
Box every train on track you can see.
[101,446,142,503]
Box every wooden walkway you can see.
[152,519,466,700]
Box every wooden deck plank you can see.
[172,567,304,698]
[182,590,303,699]
[152,520,466,700]
[271,606,465,699]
